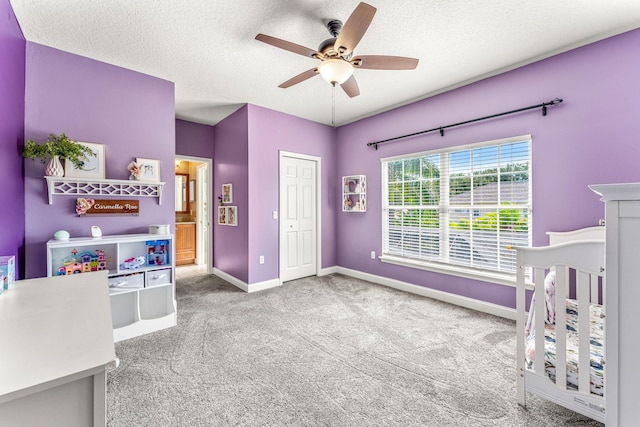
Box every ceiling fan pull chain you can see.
[332,82,336,127]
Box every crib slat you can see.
[590,273,599,305]
[555,265,568,391]
[534,267,546,376]
[560,265,570,299]
[516,257,527,407]
[577,271,591,394]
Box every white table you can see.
[0,271,116,426]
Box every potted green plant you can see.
[23,133,94,177]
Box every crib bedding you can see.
[525,299,605,396]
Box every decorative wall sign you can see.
[76,198,140,216]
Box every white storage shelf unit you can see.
[343,175,366,212]
[46,233,176,342]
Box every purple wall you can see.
[9,11,638,311]
[247,104,336,284]
[175,118,215,266]
[335,29,640,309]
[175,118,214,159]
[24,43,176,278]
[213,106,249,282]
[0,0,25,278]
[211,105,336,285]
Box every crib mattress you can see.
[526,299,605,396]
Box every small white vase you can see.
[45,155,64,177]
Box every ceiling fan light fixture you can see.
[317,59,354,85]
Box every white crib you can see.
[515,226,605,423]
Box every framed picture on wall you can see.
[218,206,227,225]
[136,158,161,182]
[222,183,232,203]
[226,206,237,226]
[64,142,106,179]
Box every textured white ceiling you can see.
[10,0,640,126]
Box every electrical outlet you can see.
[371,251,376,259]
[259,255,265,264]
[273,211,278,219]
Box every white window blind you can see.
[382,136,531,276]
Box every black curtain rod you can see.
[367,98,563,150]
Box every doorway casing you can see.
[175,155,213,274]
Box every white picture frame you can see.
[222,183,233,203]
[64,142,106,179]
[136,158,161,182]
[226,206,237,226]
[218,206,227,225]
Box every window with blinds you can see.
[382,135,531,277]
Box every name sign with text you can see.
[76,198,139,216]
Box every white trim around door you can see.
[175,155,213,275]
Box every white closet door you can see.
[280,155,316,282]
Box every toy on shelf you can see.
[119,256,145,270]
[56,249,108,275]
[146,240,169,266]
[0,255,16,291]
[353,199,366,211]
[344,197,353,210]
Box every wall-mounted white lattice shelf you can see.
[343,175,366,212]
[45,177,165,205]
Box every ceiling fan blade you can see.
[340,75,360,98]
[255,34,321,59]
[278,68,319,88]
[334,2,376,57]
[351,55,419,70]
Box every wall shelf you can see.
[45,176,165,205]
[343,175,366,212]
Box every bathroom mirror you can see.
[175,174,189,213]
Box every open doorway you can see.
[175,155,213,277]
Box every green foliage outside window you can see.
[450,206,528,232]
[387,154,528,232]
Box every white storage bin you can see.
[149,224,170,234]
[108,272,145,291]
[146,268,172,288]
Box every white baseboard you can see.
[334,266,516,320]
[214,265,515,319]
[247,278,281,293]
[318,266,338,276]
[213,268,281,293]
